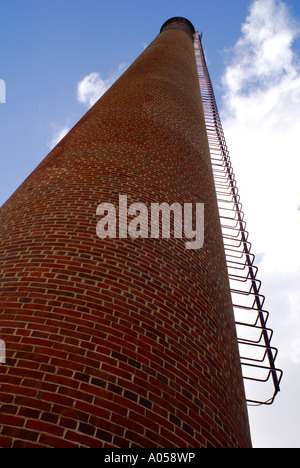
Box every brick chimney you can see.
[0,17,251,448]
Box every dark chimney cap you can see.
[160,17,196,39]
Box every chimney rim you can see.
[160,17,196,37]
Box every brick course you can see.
[0,19,252,447]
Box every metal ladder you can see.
[194,33,283,405]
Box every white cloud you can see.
[47,62,128,150]
[47,123,70,150]
[77,62,127,108]
[221,0,300,272]
[77,72,110,108]
[223,0,300,97]
[220,0,300,447]
[291,338,300,364]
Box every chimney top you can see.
[160,17,195,39]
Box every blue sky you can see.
[1,0,300,449]
[0,0,252,207]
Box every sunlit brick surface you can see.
[0,21,251,448]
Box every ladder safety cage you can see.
[194,33,283,406]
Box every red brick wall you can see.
[0,21,252,448]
